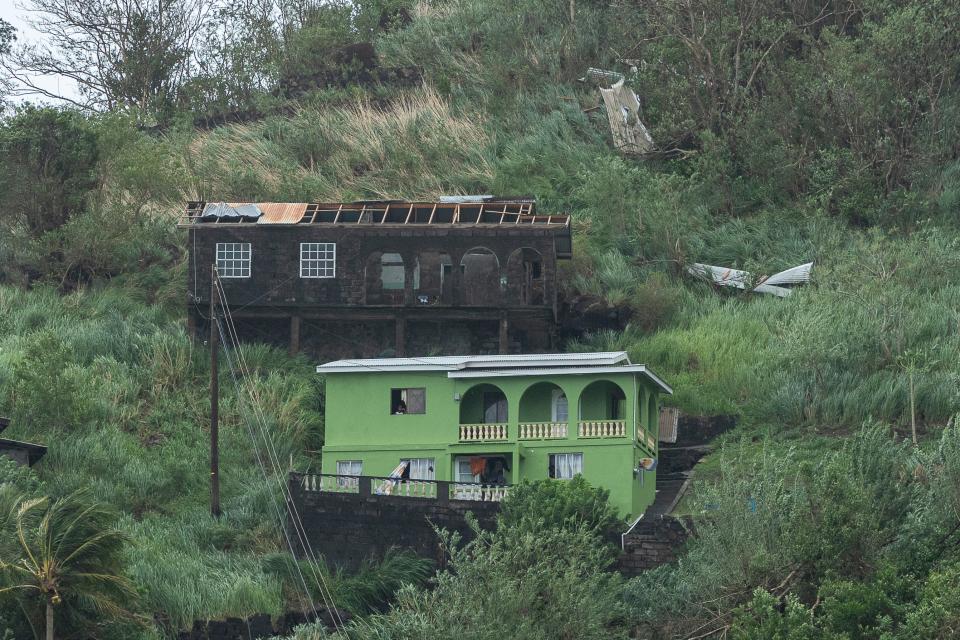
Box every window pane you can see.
[300,242,336,278]
[549,453,582,479]
[216,242,251,278]
[402,458,435,480]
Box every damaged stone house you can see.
[180,197,572,359]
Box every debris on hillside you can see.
[582,67,625,86]
[687,262,813,297]
[600,79,655,155]
[580,67,655,155]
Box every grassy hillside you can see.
[1,0,959,637]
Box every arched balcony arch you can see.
[460,247,501,306]
[578,380,628,438]
[458,383,508,442]
[506,247,545,306]
[517,381,569,439]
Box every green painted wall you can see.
[321,368,666,519]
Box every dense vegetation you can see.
[0,0,958,637]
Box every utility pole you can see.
[210,264,221,518]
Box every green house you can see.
[316,352,672,519]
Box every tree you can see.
[0,106,99,236]
[498,475,622,539]
[0,492,135,640]
[0,19,15,106]
[2,0,209,114]
[894,347,938,446]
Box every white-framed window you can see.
[455,457,481,483]
[336,460,362,488]
[401,458,435,480]
[300,242,336,278]
[551,389,569,422]
[548,453,583,479]
[216,242,251,278]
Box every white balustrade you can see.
[577,420,627,438]
[518,422,568,439]
[451,484,510,502]
[459,423,508,441]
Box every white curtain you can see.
[554,453,582,479]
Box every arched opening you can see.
[459,383,508,424]
[578,380,627,438]
[365,251,409,305]
[506,247,544,305]
[460,247,500,306]
[518,381,568,439]
[415,250,453,305]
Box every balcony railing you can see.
[452,483,510,502]
[518,422,568,439]
[578,420,627,438]
[293,473,511,503]
[459,423,508,442]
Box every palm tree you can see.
[0,491,136,640]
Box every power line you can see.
[212,272,345,630]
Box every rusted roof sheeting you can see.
[224,202,309,224]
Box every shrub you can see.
[7,329,92,429]
[730,589,820,640]
[498,475,621,538]
[337,523,626,640]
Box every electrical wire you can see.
[212,273,346,630]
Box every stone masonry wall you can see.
[289,476,691,575]
[617,516,694,577]
[289,477,500,571]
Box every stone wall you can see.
[187,225,560,311]
[675,414,737,446]
[288,476,691,575]
[288,477,500,571]
[617,516,694,577]
[177,609,348,640]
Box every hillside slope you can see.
[1,0,959,637]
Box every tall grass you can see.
[0,283,325,631]
[178,88,494,202]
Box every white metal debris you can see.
[688,262,813,297]
[581,67,625,86]
[599,79,655,155]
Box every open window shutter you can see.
[406,388,426,413]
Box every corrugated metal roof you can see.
[225,202,309,224]
[316,352,631,373]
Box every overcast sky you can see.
[1,0,80,104]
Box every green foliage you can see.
[626,425,915,629]
[499,476,621,538]
[7,329,92,429]
[0,106,98,236]
[264,549,431,617]
[0,491,137,638]
[731,589,820,640]
[899,561,960,638]
[334,524,625,640]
